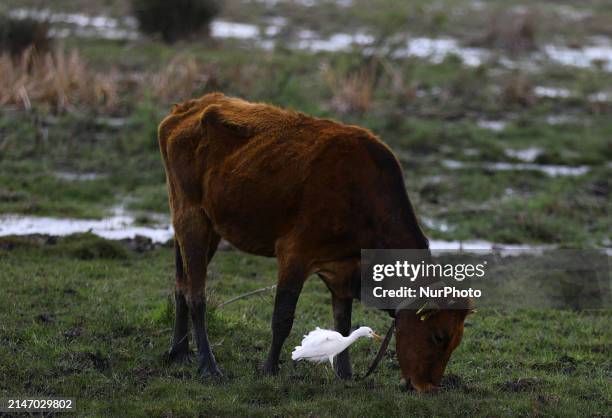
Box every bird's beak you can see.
[372,331,383,341]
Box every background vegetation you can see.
[0,0,610,416]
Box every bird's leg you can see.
[332,295,353,379]
[329,356,341,379]
[324,356,335,382]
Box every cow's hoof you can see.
[168,346,192,364]
[260,362,279,376]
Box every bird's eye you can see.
[431,333,447,346]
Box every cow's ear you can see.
[200,104,253,137]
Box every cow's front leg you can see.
[332,294,353,379]
[262,263,305,375]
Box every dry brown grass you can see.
[149,55,214,104]
[469,8,538,56]
[0,48,215,114]
[322,61,377,115]
[0,47,118,113]
[322,58,415,115]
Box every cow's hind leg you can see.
[261,258,306,375]
[168,242,191,363]
[175,212,221,379]
[332,294,353,379]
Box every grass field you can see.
[0,0,610,416]
[0,236,610,417]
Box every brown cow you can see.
[158,92,472,392]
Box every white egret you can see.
[291,326,382,370]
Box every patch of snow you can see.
[534,86,572,98]
[55,172,105,181]
[211,20,259,39]
[477,120,507,131]
[429,239,555,255]
[11,8,139,40]
[556,5,591,21]
[442,159,589,177]
[254,0,352,6]
[421,217,453,233]
[544,41,612,72]
[296,32,374,52]
[10,9,132,28]
[588,91,611,102]
[394,37,489,67]
[11,8,612,73]
[504,148,542,163]
[95,117,128,128]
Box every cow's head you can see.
[394,298,473,392]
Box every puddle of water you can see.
[11,8,139,40]
[477,120,507,131]
[211,20,259,39]
[544,40,612,72]
[0,212,560,256]
[546,114,578,125]
[10,9,136,29]
[12,8,264,42]
[393,37,488,67]
[95,116,128,128]
[588,91,611,102]
[55,172,105,181]
[443,159,589,177]
[52,26,139,40]
[556,5,591,21]
[11,8,612,73]
[296,32,374,52]
[429,239,555,255]
[0,207,173,243]
[422,217,453,233]
[504,147,542,163]
[534,86,572,98]
[255,0,353,6]
[264,17,287,37]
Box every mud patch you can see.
[0,234,55,251]
[56,233,129,260]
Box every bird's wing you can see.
[299,328,340,347]
[292,338,343,362]
[292,328,346,362]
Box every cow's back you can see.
[159,93,426,258]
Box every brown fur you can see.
[158,92,467,389]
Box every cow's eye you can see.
[431,332,447,346]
